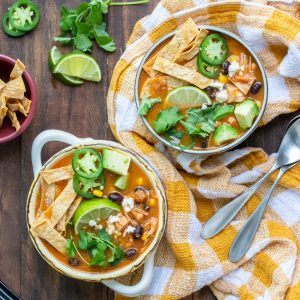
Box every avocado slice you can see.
[213,124,239,145]
[114,174,129,191]
[102,149,131,176]
[234,99,259,130]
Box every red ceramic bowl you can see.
[0,54,37,143]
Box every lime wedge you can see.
[166,86,212,108]
[73,198,121,234]
[49,46,84,86]
[53,52,101,82]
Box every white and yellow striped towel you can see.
[107,0,300,299]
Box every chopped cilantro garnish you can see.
[138,97,161,116]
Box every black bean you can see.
[108,192,124,204]
[144,205,150,212]
[204,86,216,100]
[223,61,231,75]
[250,81,262,95]
[125,248,137,259]
[133,225,144,239]
[68,258,80,266]
[201,138,208,149]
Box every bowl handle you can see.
[102,252,155,297]
[31,129,94,176]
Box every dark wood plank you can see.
[0,0,297,299]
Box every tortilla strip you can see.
[39,178,56,213]
[41,165,74,185]
[0,95,7,127]
[183,57,198,71]
[2,77,25,99]
[31,221,67,254]
[174,29,208,64]
[153,57,211,89]
[6,99,27,116]
[143,18,199,77]
[33,180,77,227]
[56,196,82,234]
[10,59,26,79]
[0,79,6,91]
[7,110,20,132]
[21,97,31,114]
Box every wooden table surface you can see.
[0,1,298,299]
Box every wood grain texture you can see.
[0,0,297,299]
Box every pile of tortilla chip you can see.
[30,166,82,254]
[141,18,211,98]
[0,59,32,132]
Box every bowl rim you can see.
[134,25,268,155]
[0,54,37,144]
[26,140,167,281]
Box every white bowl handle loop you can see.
[31,129,94,176]
[102,252,155,297]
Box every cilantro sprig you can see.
[55,0,149,53]
[66,229,125,267]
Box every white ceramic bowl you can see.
[26,130,167,297]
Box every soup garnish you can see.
[31,147,159,272]
[138,18,264,150]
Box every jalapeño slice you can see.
[9,0,41,32]
[200,33,229,66]
[72,148,103,179]
[197,56,220,79]
[2,11,26,37]
[73,174,105,199]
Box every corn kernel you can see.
[136,177,144,185]
[141,233,147,241]
[218,74,229,84]
[255,100,262,109]
[93,190,103,197]
[229,55,239,62]
[149,198,156,207]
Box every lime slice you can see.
[49,47,84,86]
[73,198,121,234]
[166,86,212,108]
[53,52,101,82]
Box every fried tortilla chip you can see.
[41,166,74,185]
[153,57,211,89]
[10,59,26,80]
[183,57,198,71]
[2,77,25,99]
[21,97,31,114]
[174,29,208,64]
[143,18,199,77]
[7,110,20,132]
[6,99,27,116]
[0,79,5,91]
[39,178,56,213]
[34,180,77,228]
[56,196,82,234]
[31,221,67,254]
[0,95,7,127]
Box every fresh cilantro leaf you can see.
[94,24,116,52]
[89,242,108,267]
[78,230,89,250]
[165,127,184,140]
[98,228,110,241]
[110,247,125,266]
[54,36,74,46]
[59,6,77,34]
[138,97,161,116]
[153,107,184,134]
[74,33,93,52]
[86,5,103,25]
[66,238,76,257]
[180,121,203,136]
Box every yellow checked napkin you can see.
[107,1,300,299]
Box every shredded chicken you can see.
[227,84,245,103]
[230,53,256,95]
[123,210,138,227]
[133,187,149,203]
[114,213,130,232]
[130,207,148,223]
[142,217,158,244]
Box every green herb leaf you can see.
[74,33,93,52]
[66,238,76,257]
[138,97,161,116]
[78,230,89,250]
[153,107,184,134]
[53,36,74,46]
[94,24,116,52]
[98,228,110,241]
[165,127,184,140]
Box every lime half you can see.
[53,52,101,82]
[166,86,212,108]
[49,46,84,86]
[73,198,121,234]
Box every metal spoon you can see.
[201,116,300,240]
[229,162,296,262]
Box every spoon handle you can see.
[201,164,278,239]
[229,165,291,262]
